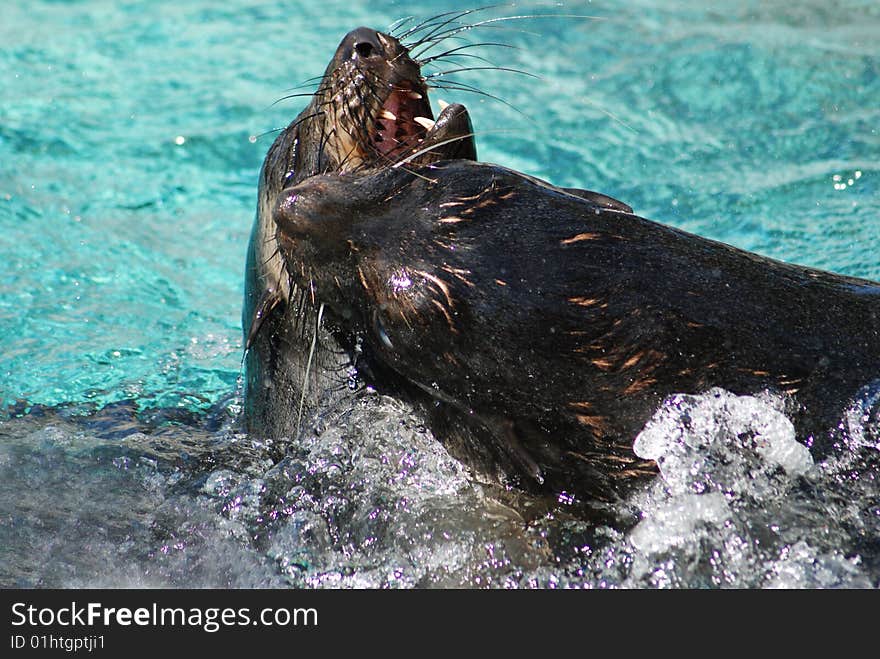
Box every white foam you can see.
[764,540,872,589]
[842,379,880,451]
[627,388,817,580]
[633,388,813,498]
[3,382,877,588]
[629,491,730,553]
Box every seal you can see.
[243,26,482,441]
[243,24,628,443]
[271,160,880,499]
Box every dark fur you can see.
[271,162,880,498]
[242,27,475,440]
[244,25,880,500]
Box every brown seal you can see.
[243,25,620,443]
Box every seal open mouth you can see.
[372,82,432,158]
[373,87,476,164]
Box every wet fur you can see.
[272,162,880,499]
[243,18,490,440]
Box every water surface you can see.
[1,0,878,588]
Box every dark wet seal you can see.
[242,25,482,443]
[272,160,880,500]
[242,19,622,448]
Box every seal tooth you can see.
[438,99,449,110]
[407,91,423,99]
[413,116,436,130]
[379,109,397,121]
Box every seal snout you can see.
[342,27,388,62]
[274,186,319,239]
[273,190,303,236]
[273,181,351,259]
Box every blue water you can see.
[1,1,878,588]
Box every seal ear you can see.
[562,188,633,213]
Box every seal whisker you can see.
[425,65,539,81]
[296,286,309,339]
[427,80,528,118]
[259,244,282,267]
[318,125,336,171]
[270,91,325,107]
[408,12,606,59]
[307,275,317,308]
[580,96,639,134]
[395,6,495,43]
[391,133,477,169]
[401,6,504,44]
[417,41,518,67]
[337,138,367,172]
[408,24,535,60]
[252,127,285,141]
[395,8,474,41]
[297,302,325,436]
[256,110,325,145]
[283,73,332,91]
[395,164,440,184]
[286,281,298,312]
[387,14,418,36]
[313,97,337,112]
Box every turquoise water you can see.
[1,1,879,588]
[2,0,878,415]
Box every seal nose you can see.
[274,182,351,258]
[344,27,384,61]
